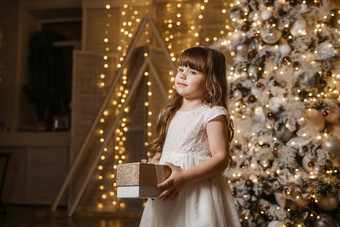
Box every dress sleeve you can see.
[206,106,227,124]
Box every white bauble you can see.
[299,4,309,13]
[268,97,281,112]
[268,221,281,227]
[261,10,272,21]
[290,20,307,36]
[229,31,242,43]
[279,44,292,56]
[260,159,269,168]
[254,106,265,120]
[251,86,262,97]
[233,89,243,101]
[248,174,257,182]
[321,136,340,154]
[242,193,251,201]
[242,5,250,13]
[235,44,248,57]
[240,71,248,80]
[248,11,260,22]
[248,65,258,76]
[260,25,282,44]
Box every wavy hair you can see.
[148,46,234,155]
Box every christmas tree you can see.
[219,0,340,226]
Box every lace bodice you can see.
[160,105,227,165]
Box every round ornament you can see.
[268,97,281,112]
[260,159,269,167]
[242,193,251,201]
[279,44,292,56]
[233,89,243,101]
[235,44,248,57]
[306,109,325,132]
[275,126,294,143]
[318,194,339,211]
[242,5,250,14]
[299,73,320,89]
[261,10,272,21]
[268,221,281,227]
[327,123,340,137]
[268,17,277,25]
[313,214,338,227]
[241,23,250,31]
[248,49,257,59]
[273,149,278,156]
[240,71,249,80]
[283,27,290,39]
[260,24,282,44]
[245,179,254,187]
[324,102,340,123]
[248,11,260,22]
[293,192,309,209]
[321,136,340,167]
[313,165,322,175]
[283,56,292,65]
[248,95,257,103]
[322,111,328,117]
[256,82,263,88]
[290,20,307,36]
[248,65,258,76]
[267,111,275,120]
[299,4,309,14]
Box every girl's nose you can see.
[179,71,186,79]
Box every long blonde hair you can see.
[148,46,234,155]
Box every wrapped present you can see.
[117,162,171,198]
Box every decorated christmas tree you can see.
[218,0,340,226]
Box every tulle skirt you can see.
[139,154,241,227]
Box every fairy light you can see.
[94,0,238,211]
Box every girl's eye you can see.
[178,68,184,72]
[190,70,197,75]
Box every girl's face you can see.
[175,66,207,100]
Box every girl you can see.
[140,47,241,227]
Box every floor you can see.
[0,205,141,227]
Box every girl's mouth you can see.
[177,82,187,86]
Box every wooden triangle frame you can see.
[51,13,176,216]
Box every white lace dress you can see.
[140,105,241,227]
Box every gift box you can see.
[116,162,171,198]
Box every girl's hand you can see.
[157,162,186,201]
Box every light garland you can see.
[92,0,241,212]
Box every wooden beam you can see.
[51,14,150,211]
[68,58,150,216]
